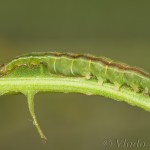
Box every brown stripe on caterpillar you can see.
[21,52,149,78]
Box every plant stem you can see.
[0,76,149,111]
[0,76,149,140]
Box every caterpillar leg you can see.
[114,82,121,91]
[85,73,92,80]
[26,91,47,142]
[97,77,104,86]
[131,84,140,93]
[144,87,149,96]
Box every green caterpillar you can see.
[1,52,150,93]
[0,52,149,142]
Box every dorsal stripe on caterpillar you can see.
[14,52,150,78]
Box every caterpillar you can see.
[0,52,149,142]
[1,52,150,94]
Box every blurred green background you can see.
[0,0,150,150]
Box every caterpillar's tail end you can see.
[26,91,47,143]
